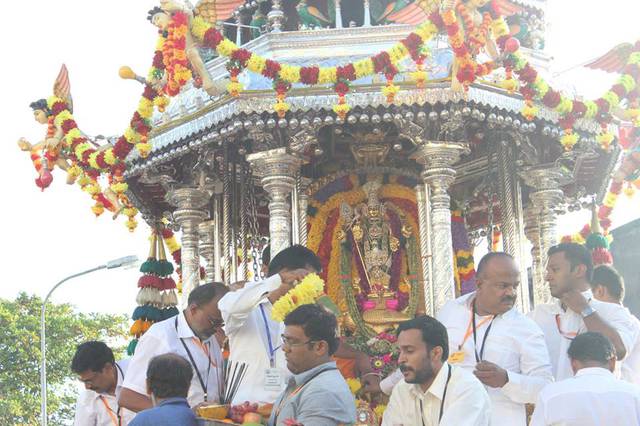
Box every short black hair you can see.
[592,265,625,302]
[396,316,449,362]
[146,353,193,398]
[29,99,50,115]
[284,304,339,355]
[568,332,616,364]
[267,244,321,277]
[147,6,166,22]
[548,243,593,282]
[476,252,513,276]
[71,341,115,374]
[261,245,270,267]
[187,282,229,307]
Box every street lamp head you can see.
[105,255,139,269]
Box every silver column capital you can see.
[166,187,209,305]
[413,141,469,314]
[267,0,284,32]
[199,220,217,284]
[248,148,302,258]
[520,166,570,306]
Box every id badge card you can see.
[448,351,465,364]
[264,368,284,392]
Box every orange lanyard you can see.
[191,338,217,367]
[458,307,494,350]
[555,314,578,340]
[98,396,120,426]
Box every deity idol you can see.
[339,178,415,334]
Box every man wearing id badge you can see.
[119,283,229,413]
[218,245,322,405]
[382,316,490,426]
[437,252,553,426]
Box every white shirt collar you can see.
[410,361,451,400]
[554,288,594,312]
[175,311,214,343]
[575,367,615,378]
[176,311,196,339]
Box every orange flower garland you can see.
[163,11,192,96]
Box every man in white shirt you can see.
[72,341,135,426]
[218,244,321,405]
[436,252,553,426]
[529,242,636,380]
[119,282,229,412]
[382,316,491,426]
[591,264,640,385]
[530,331,640,426]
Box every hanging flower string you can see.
[26,7,640,233]
[163,12,192,96]
[190,16,440,113]
[507,38,640,150]
[563,144,640,244]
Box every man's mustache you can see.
[502,295,516,303]
[399,364,413,372]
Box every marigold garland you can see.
[163,12,192,96]
[191,15,440,114]
[271,273,326,322]
[507,36,640,150]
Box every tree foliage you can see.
[0,292,128,425]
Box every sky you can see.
[0,1,639,317]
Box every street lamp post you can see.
[40,255,138,426]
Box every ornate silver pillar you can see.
[235,14,243,46]
[413,141,469,313]
[335,0,343,28]
[520,167,567,305]
[496,139,531,311]
[247,148,302,257]
[222,161,233,285]
[212,193,223,282]
[363,0,372,26]
[291,174,301,246]
[524,205,544,304]
[199,220,216,283]
[415,183,434,315]
[267,0,284,32]
[297,177,310,246]
[166,187,209,305]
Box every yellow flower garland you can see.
[271,273,326,322]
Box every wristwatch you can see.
[581,303,596,318]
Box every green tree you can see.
[0,292,129,425]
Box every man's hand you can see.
[279,268,312,286]
[267,269,312,304]
[474,361,509,388]
[560,289,589,314]
[214,328,227,348]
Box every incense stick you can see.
[219,360,247,404]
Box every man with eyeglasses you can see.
[119,282,229,413]
[268,304,356,426]
[72,341,135,426]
